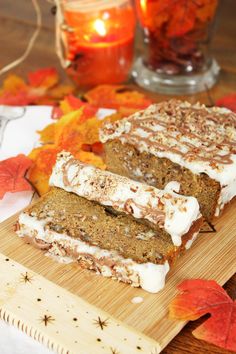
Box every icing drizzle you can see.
[100,100,236,170]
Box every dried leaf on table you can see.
[85,85,153,115]
[0,75,35,106]
[54,110,102,151]
[0,67,74,106]
[0,155,33,199]
[29,108,106,195]
[47,85,75,102]
[28,67,58,89]
[52,94,98,119]
[54,110,85,149]
[28,84,150,196]
[28,145,59,196]
[169,279,236,352]
[75,151,106,170]
[216,93,236,113]
[38,123,56,145]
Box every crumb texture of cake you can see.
[16,188,202,293]
[50,151,201,246]
[100,100,236,219]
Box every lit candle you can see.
[62,0,135,88]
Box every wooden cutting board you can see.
[0,199,235,354]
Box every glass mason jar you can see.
[57,0,136,89]
[133,0,220,94]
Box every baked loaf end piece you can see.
[100,99,236,221]
[17,188,202,293]
[49,151,201,246]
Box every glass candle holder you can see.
[133,0,220,94]
[57,0,135,89]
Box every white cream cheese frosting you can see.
[50,152,201,246]
[99,100,236,214]
[17,213,170,293]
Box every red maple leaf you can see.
[0,154,33,199]
[216,93,236,113]
[169,279,236,351]
[28,67,58,89]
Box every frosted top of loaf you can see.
[99,99,236,187]
[50,152,201,246]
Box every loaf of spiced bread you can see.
[16,151,203,293]
[100,99,236,221]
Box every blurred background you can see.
[1,0,236,101]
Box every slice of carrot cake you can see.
[16,187,202,293]
[49,151,201,246]
[100,99,236,221]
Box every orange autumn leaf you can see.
[28,67,58,89]
[169,279,236,352]
[28,145,59,195]
[76,117,102,145]
[0,75,35,106]
[75,151,106,170]
[0,67,75,106]
[38,123,56,144]
[52,94,98,120]
[0,154,32,199]
[40,108,103,149]
[28,165,51,196]
[29,145,59,175]
[48,85,74,101]
[85,85,153,112]
[29,108,108,195]
[54,109,101,149]
[1,75,27,93]
[54,110,84,146]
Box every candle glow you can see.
[140,0,147,12]
[93,19,107,37]
[64,2,135,88]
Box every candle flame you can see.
[140,0,147,12]
[93,19,107,37]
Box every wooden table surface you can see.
[0,1,236,353]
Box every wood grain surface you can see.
[0,199,235,353]
[0,0,236,353]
